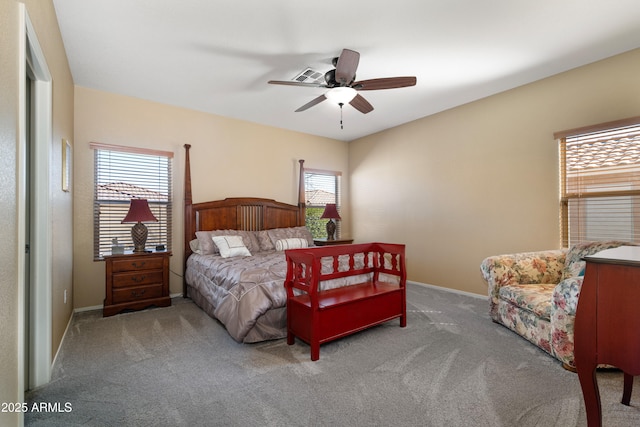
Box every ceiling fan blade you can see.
[353,76,417,91]
[295,95,327,112]
[349,94,374,114]
[268,80,326,88]
[335,49,360,86]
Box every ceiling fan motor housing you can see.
[324,69,354,87]
[324,69,337,87]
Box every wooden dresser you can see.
[103,251,172,317]
[575,246,640,426]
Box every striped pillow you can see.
[275,238,309,251]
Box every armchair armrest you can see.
[481,249,567,318]
[552,276,584,316]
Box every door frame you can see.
[18,4,53,392]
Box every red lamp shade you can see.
[320,204,341,220]
[121,199,157,253]
[122,199,158,223]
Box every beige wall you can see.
[0,0,74,425]
[0,2,21,423]
[350,48,640,295]
[73,87,349,308]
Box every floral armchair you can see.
[480,241,629,370]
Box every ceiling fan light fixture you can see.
[325,87,357,105]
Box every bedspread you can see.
[185,251,375,343]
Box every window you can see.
[556,117,640,247]
[304,168,342,239]
[91,143,173,259]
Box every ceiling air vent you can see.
[293,68,325,84]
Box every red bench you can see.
[284,242,406,361]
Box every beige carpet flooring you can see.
[25,283,640,426]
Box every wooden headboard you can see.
[183,144,306,295]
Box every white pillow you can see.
[275,237,309,251]
[211,235,252,258]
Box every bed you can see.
[182,144,312,342]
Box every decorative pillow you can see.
[267,226,314,247]
[189,239,202,254]
[195,231,216,254]
[195,230,261,255]
[275,238,309,251]
[238,230,261,253]
[211,235,252,258]
[256,230,275,251]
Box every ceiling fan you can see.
[268,49,417,115]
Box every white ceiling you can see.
[52,0,640,142]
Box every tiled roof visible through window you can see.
[305,189,336,205]
[566,133,640,170]
[97,182,167,201]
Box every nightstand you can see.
[103,251,172,317]
[313,238,354,246]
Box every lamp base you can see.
[325,219,336,241]
[131,222,149,253]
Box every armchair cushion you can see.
[499,283,555,320]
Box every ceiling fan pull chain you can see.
[339,102,344,129]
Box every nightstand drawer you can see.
[112,284,164,304]
[112,270,164,288]
[111,256,165,272]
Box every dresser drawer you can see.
[112,270,164,288]
[112,283,164,304]
[111,256,165,273]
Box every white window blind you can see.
[304,168,342,239]
[558,118,640,247]
[92,143,173,259]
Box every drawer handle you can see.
[132,261,146,268]
[131,289,146,297]
[131,275,146,283]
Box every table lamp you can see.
[320,203,341,240]
[121,199,158,252]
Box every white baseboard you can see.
[408,280,485,300]
[74,293,185,314]
[72,285,482,314]
[52,310,75,369]
[74,304,102,313]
